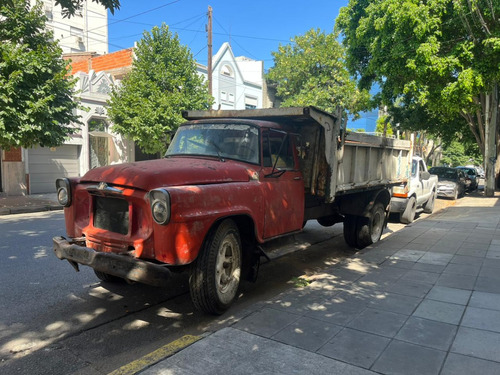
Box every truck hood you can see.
[81,157,253,190]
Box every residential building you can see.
[197,43,264,110]
[31,0,108,55]
[0,12,265,195]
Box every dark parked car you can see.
[428,167,467,200]
[456,166,478,191]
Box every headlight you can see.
[149,189,170,225]
[55,178,71,207]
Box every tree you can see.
[107,24,212,155]
[266,29,369,117]
[0,0,120,18]
[0,0,79,149]
[441,140,481,167]
[336,0,500,195]
[55,0,120,17]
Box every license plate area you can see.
[93,196,129,235]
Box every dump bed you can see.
[184,106,412,203]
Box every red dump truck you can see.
[53,107,412,314]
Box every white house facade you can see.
[197,43,264,110]
[31,0,108,55]
[25,70,133,194]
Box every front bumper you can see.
[53,236,171,287]
[390,197,408,213]
[436,187,456,198]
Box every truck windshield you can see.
[165,123,260,164]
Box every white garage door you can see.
[28,145,80,194]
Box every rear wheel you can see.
[400,196,416,224]
[189,219,242,315]
[423,191,436,214]
[356,202,386,249]
[343,215,358,248]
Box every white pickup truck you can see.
[391,156,438,223]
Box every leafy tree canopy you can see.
[441,140,482,167]
[0,0,79,149]
[55,0,120,17]
[266,29,370,118]
[0,0,120,18]
[107,24,212,155]
[336,0,500,156]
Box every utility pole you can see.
[207,6,213,97]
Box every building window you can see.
[220,91,227,101]
[228,93,235,103]
[220,64,234,78]
[245,95,258,109]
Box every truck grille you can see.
[93,196,129,235]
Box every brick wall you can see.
[66,48,134,75]
[3,147,22,162]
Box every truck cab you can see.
[391,156,438,223]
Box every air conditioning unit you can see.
[74,35,83,44]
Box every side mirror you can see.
[421,171,430,180]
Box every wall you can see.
[31,0,108,55]
[1,148,27,196]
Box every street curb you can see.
[0,205,63,216]
[108,334,203,375]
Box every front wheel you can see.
[189,219,242,315]
[400,196,416,224]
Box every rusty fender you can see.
[53,236,171,287]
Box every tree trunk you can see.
[484,83,498,197]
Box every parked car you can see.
[474,165,485,178]
[428,167,466,200]
[456,166,478,191]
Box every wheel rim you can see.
[215,234,240,304]
[371,208,384,242]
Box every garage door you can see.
[28,145,80,194]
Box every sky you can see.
[107,0,378,131]
[108,0,347,67]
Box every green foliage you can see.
[55,0,120,17]
[107,24,213,155]
[375,115,393,136]
[336,0,500,156]
[266,29,370,117]
[0,0,121,18]
[0,0,79,149]
[440,140,481,167]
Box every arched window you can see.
[220,64,234,78]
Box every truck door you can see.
[261,129,305,239]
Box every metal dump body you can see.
[183,107,412,203]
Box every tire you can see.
[400,196,416,224]
[356,202,386,249]
[423,191,436,214]
[343,215,358,248]
[94,270,122,283]
[189,219,242,315]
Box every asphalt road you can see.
[0,196,454,374]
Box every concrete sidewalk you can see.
[143,193,500,375]
[0,193,60,215]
